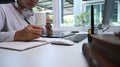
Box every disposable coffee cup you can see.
[35,12,46,26]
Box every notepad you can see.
[0,41,48,51]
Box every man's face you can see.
[20,0,39,9]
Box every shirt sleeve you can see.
[0,5,16,42]
[0,31,16,42]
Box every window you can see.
[59,0,85,31]
[84,1,119,26]
[61,0,85,28]
[61,0,74,27]
[85,4,101,26]
[85,3,102,26]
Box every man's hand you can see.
[46,16,53,37]
[14,24,43,41]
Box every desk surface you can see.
[0,38,88,67]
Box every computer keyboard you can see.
[65,34,88,43]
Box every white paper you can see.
[0,41,48,51]
[35,12,46,26]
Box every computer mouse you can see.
[50,39,74,46]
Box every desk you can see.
[0,38,88,67]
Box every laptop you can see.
[42,31,75,38]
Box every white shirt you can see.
[0,3,35,42]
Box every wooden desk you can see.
[0,38,88,67]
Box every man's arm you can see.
[14,25,43,41]
[0,5,16,42]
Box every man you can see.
[0,0,44,41]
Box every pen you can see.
[24,18,31,24]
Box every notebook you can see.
[42,31,75,38]
[0,41,48,51]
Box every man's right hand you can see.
[14,24,43,41]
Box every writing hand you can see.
[14,24,43,41]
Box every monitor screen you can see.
[102,0,115,27]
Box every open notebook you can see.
[0,41,48,51]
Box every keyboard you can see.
[65,34,88,43]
